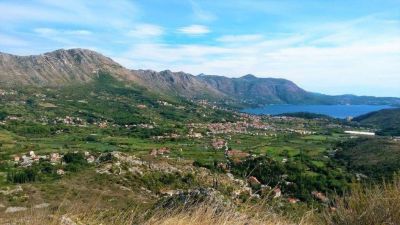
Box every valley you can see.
[0,49,399,224]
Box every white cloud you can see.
[113,16,400,97]
[127,24,164,38]
[34,28,92,37]
[67,30,92,36]
[178,25,210,35]
[33,28,57,35]
[0,0,139,28]
[1,0,399,97]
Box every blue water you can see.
[242,105,395,119]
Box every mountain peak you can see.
[0,48,126,86]
[241,74,257,79]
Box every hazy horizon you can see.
[0,0,399,97]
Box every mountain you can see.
[353,108,400,136]
[0,48,399,106]
[198,74,400,106]
[131,70,226,99]
[0,49,224,100]
[0,48,135,86]
[198,74,314,104]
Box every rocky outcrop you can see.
[131,69,226,99]
[1,48,398,106]
[0,49,135,86]
[155,188,230,210]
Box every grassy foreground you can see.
[1,176,400,225]
[325,175,400,225]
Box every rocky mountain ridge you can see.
[1,48,399,106]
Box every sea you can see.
[242,105,395,119]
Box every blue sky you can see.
[0,0,399,97]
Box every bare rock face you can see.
[0,49,225,100]
[155,188,230,210]
[0,49,304,103]
[0,48,132,86]
[2,48,398,105]
[131,69,226,99]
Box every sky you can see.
[0,0,399,97]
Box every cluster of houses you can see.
[186,112,318,137]
[124,123,156,129]
[211,138,227,150]
[187,128,203,138]
[152,133,181,140]
[286,129,316,135]
[12,150,96,170]
[157,100,173,107]
[141,102,185,110]
[245,175,329,204]
[53,116,85,126]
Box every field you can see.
[0,75,398,224]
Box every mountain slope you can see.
[353,108,400,136]
[0,48,399,106]
[0,49,224,100]
[0,48,136,86]
[132,70,226,99]
[198,74,314,104]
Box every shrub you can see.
[324,175,400,225]
[85,135,98,142]
[0,111,8,120]
[63,152,86,164]
[7,168,38,183]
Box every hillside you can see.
[198,74,313,104]
[1,48,399,106]
[335,138,400,179]
[0,49,223,100]
[199,74,400,106]
[0,49,136,86]
[353,108,400,136]
[132,69,226,100]
[1,48,400,224]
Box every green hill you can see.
[353,108,400,136]
[335,138,400,180]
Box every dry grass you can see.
[5,177,400,225]
[324,176,400,225]
[145,204,304,225]
[0,197,314,225]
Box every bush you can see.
[0,111,8,120]
[7,168,38,183]
[63,152,86,164]
[324,175,400,224]
[85,135,98,142]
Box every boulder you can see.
[247,176,261,187]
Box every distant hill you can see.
[353,108,400,136]
[131,69,226,100]
[197,74,313,104]
[198,74,400,106]
[1,48,399,106]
